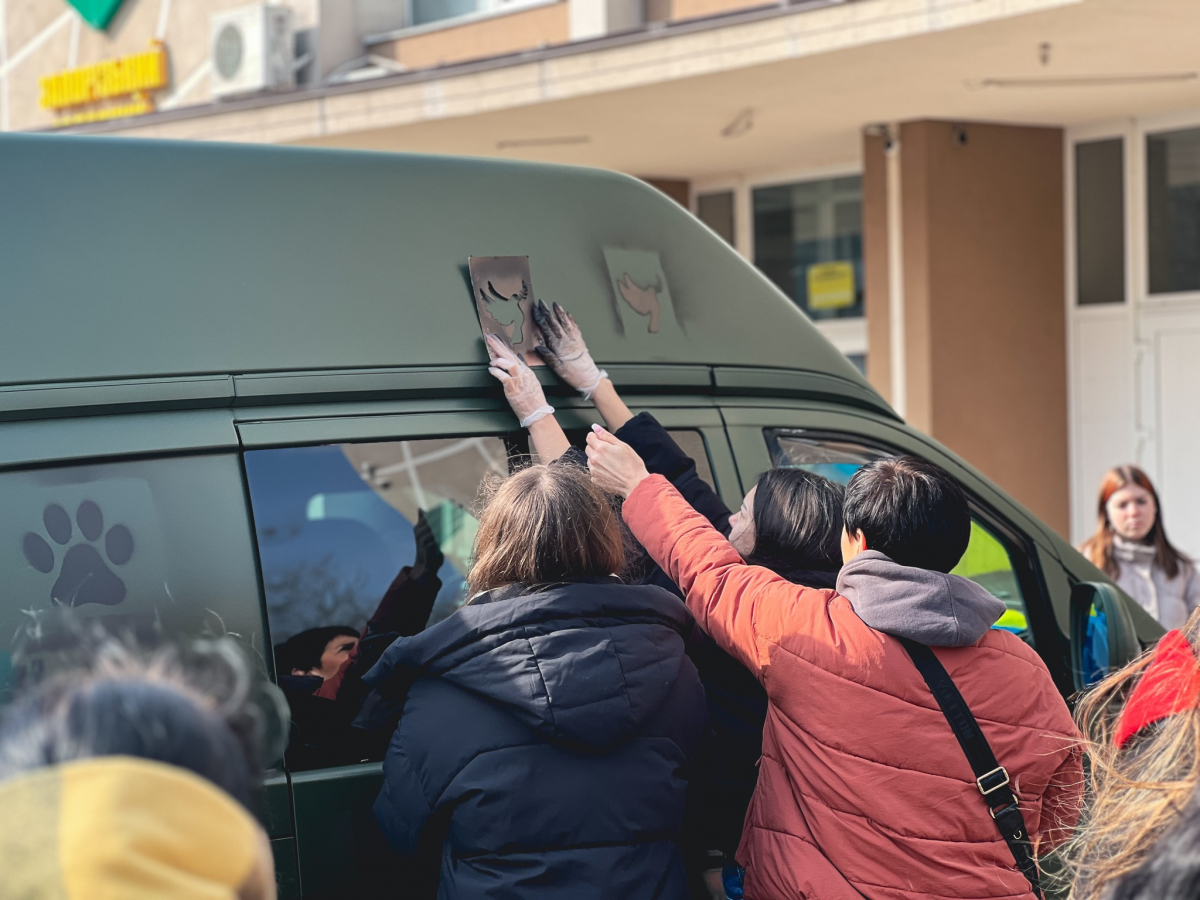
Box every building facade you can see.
[4,0,1200,552]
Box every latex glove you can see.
[486,333,554,427]
[533,300,608,399]
[586,425,649,498]
[410,509,444,581]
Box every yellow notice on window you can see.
[807,261,856,311]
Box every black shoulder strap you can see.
[896,635,1044,898]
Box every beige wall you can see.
[380,3,568,71]
[864,120,1069,536]
[651,0,769,23]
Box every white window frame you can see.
[1066,107,1200,543]
[395,0,557,39]
[693,162,866,358]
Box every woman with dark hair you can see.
[0,633,286,898]
[492,306,845,894]
[364,454,708,898]
[1080,465,1198,628]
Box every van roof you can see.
[0,134,887,415]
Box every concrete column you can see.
[863,120,1069,537]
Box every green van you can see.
[0,134,1156,898]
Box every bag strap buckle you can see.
[976,766,1010,796]
[989,800,1021,821]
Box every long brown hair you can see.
[1081,465,1188,580]
[468,463,625,595]
[1066,613,1200,899]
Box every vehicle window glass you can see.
[766,429,1032,641]
[560,427,716,492]
[243,436,517,770]
[668,429,715,490]
[0,454,266,705]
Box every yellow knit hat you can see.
[0,756,275,900]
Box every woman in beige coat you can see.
[1080,465,1199,629]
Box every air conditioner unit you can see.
[210,4,295,99]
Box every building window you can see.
[409,0,543,29]
[1148,127,1200,295]
[752,176,863,320]
[697,191,735,245]
[1075,139,1125,305]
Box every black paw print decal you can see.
[22,502,134,607]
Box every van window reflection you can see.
[244,437,512,770]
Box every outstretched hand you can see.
[486,332,554,427]
[410,510,444,580]
[586,425,650,498]
[533,300,607,398]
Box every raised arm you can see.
[613,408,732,534]
[587,427,831,678]
[535,300,732,532]
[485,332,570,462]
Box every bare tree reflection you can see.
[265,555,373,640]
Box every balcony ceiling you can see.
[292,0,1200,178]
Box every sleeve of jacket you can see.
[616,412,732,534]
[623,474,828,679]
[1034,741,1085,853]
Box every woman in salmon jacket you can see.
[588,429,1084,900]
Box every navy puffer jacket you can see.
[364,578,708,900]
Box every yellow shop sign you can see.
[807,261,857,311]
[40,41,168,126]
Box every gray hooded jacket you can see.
[836,550,1007,647]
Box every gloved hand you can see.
[533,300,608,399]
[486,332,554,427]
[410,509,444,581]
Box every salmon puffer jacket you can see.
[624,475,1084,900]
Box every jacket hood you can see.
[363,581,694,751]
[0,756,274,899]
[836,550,1006,647]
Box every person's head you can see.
[841,455,970,573]
[1066,612,1200,899]
[0,635,286,810]
[276,626,359,679]
[469,463,625,595]
[726,469,844,577]
[1084,465,1187,580]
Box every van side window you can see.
[560,427,717,491]
[0,454,265,705]
[243,436,515,771]
[668,429,716,490]
[766,430,1033,643]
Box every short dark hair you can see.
[843,455,970,573]
[275,626,358,675]
[748,468,844,579]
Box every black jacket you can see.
[365,578,708,900]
